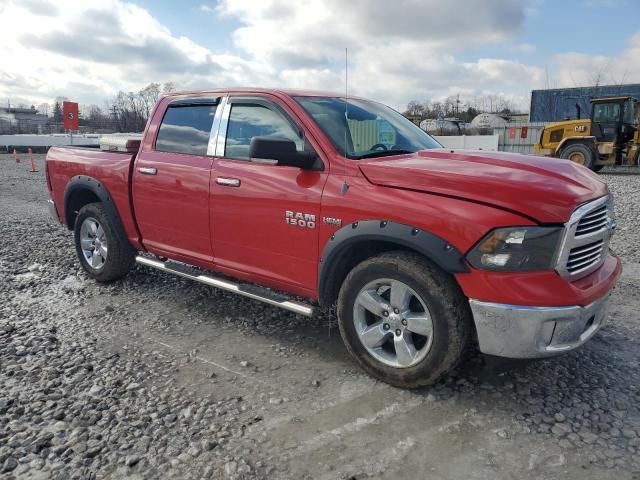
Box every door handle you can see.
[138,167,157,175]
[216,177,240,187]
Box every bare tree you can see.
[404,100,426,117]
[139,83,162,118]
[38,103,50,117]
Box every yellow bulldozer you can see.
[534,96,640,172]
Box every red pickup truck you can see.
[46,88,621,388]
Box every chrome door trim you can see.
[213,96,231,157]
[206,95,228,157]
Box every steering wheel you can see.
[370,143,388,151]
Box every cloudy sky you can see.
[0,0,639,111]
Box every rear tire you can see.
[74,203,136,282]
[337,252,471,388]
[560,143,595,170]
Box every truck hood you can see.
[358,149,607,223]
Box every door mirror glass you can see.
[249,136,317,169]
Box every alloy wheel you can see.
[353,278,434,368]
[79,217,108,269]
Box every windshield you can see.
[593,102,621,123]
[295,96,441,159]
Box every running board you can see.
[135,256,315,317]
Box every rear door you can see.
[210,95,328,291]
[133,96,220,264]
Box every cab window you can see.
[224,103,305,160]
[156,104,216,155]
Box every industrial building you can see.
[0,106,48,134]
[529,84,640,122]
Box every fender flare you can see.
[317,220,468,305]
[63,175,121,231]
[555,136,596,155]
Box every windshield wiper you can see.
[350,149,413,160]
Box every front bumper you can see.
[469,293,610,359]
[533,146,553,156]
[47,199,59,222]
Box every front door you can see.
[591,101,622,143]
[211,96,327,291]
[133,97,219,263]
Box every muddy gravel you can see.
[1,154,639,479]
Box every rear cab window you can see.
[155,100,217,155]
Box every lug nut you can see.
[393,308,399,314]
[401,319,407,326]
[382,310,389,317]
[395,329,402,336]
[383,323,390,330]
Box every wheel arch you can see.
[63,175,121,231]
[317,220,468,307]
[555,136,597,155]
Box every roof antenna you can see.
[341,47,350,196]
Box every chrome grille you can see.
[556,195,615,279]
[566,240,605,273]
[575,205,608,236]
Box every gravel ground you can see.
[1,154,639,479]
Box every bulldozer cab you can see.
[590,96,636,145]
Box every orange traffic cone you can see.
[13,148,20,163]
[28,148,38,173]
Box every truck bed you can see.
[46,146,141,249]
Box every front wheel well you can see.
[557,138,597,155]
[320,240,461,308]
[318,221,468,308]
[320,241,410,307]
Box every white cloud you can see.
[551,32,640,87]
[0,0,221,105]
[0,0,638,112]
[215,0,542,107]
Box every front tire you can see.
[337,252,471,388]
[74,203,135,282]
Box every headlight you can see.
[466,226,563,272]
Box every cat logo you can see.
[285,210,316,229]
[574,125,587,132]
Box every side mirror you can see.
[249,136,318,169]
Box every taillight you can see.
[45,160,53,192]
